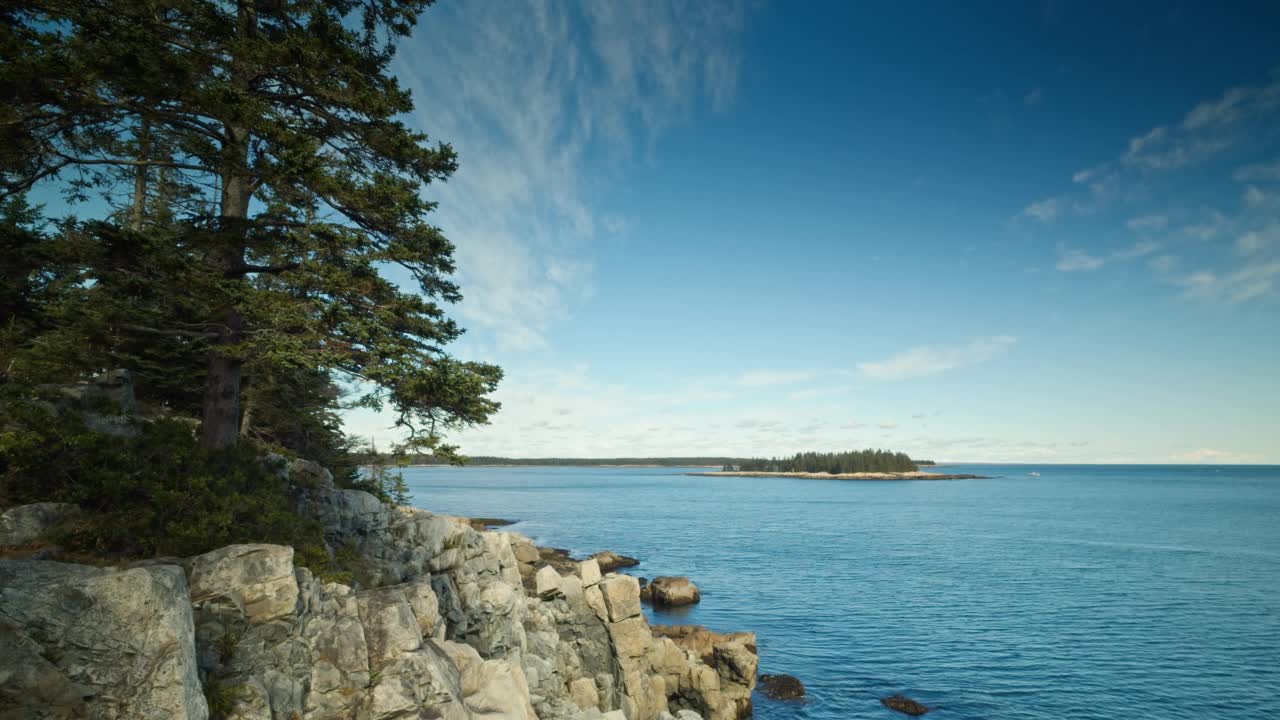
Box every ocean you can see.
[402,464,1280,719]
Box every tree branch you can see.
[119,324,219,339]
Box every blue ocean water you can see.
[403,464,1280,720]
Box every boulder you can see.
[288,457,335,491]
[607,616,653,659]
[757,673,805,699]
[648,577,700,607]
[0,560,206,719]
[511,537,541,564]
[579,558,602,587]
[536,565,563,598]
[187,544,299,623]
[598,574,641,622]
[584,584,609,621]
[569,677,600,711]
[881,694,932,716]
[0,502,79,546]
[590,550,640,572]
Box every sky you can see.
[343,1,1280,464]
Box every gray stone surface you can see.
[187,544,299,623]
[0,560,207,720]
[0,461,757,720]
[0,502,79,546]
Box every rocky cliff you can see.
[0,459,756,720]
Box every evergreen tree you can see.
[1,0,500,454]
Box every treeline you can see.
[727,449,919,473]
[364,455,741,467]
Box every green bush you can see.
[0,399,330,563]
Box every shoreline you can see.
[686,470,991,480]
[406,463,724,468]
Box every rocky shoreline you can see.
[0,460,758,720]
[687,471,990,481]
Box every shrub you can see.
[0,399,330,562]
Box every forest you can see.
[727,449,920,474]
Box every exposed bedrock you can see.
[0,469,757,720]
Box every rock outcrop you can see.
[0,501,79,546]
[647,577,700,607]
[0,560,206,719]
[0,469,756,720]
[881,694,932,716]
[756,674,804,700]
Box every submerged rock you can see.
[881,694,932,716]
[648,576,700,607]
[590,550,641,572]
[757,673,805,699]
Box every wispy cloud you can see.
[1126,214,1168,231]
[395,2,751,349]
[1170,448,1263,464]
[1234,158,1280,182]
[1056,241,1158,272]
[1037,73,1280,224]
[1179,260,1280,304]
[739,369,819,387]
[859,336,1016,381]
[1021,197,1060,222]
[1244,185,1280,208]
[1056,249,1104,272]
[1023,87,1044,106]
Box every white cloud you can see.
[739,369,819,387]
[1025,74,1280,229]
[1115,240,1160,259]
[1022,198,1060,222]
[1170,448,1262,464]
[1234,159,1280,182]
[1056,249,1105,272]
[1234,225,1278,255]
[1180,260,1280,304]
[1149,255,1179,274]
[1183,210,1231,240]
[786,385,852,401]
[1056,242,1156,272]
[859,336,1016,381]
[394,2,750,349]
[1126,215,1168,231]
[1122,75,1280,172]
[1244,184,1280,208]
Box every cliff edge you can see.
[0,461,756,720]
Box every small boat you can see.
[1028,471,1041,477]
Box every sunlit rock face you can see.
[0,471,756,720]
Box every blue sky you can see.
[343,1,1280,463]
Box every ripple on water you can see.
[405,464,1280,720]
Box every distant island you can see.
[369,452,938,469]
[392,455,739,467]
[702,449,986,481]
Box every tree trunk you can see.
[129,119,149,231]
[239,377,253,437]
[199,1,255,449]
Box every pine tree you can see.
[2,1,500,454]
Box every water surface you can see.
[404,464,1280,720]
